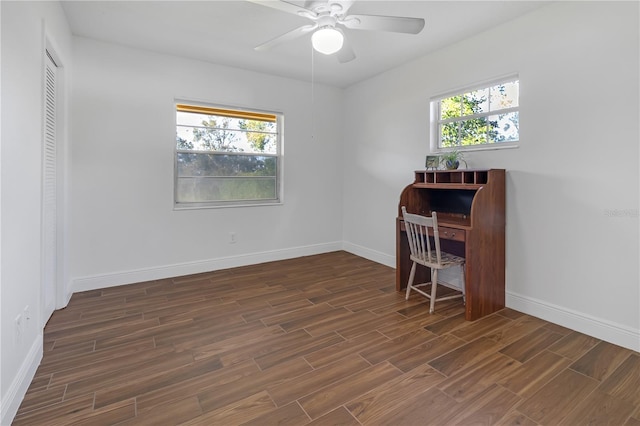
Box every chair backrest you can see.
[401,206,442,266]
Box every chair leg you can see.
[461,263,466,304]
[406,262,417,300]
[429,268,438,314]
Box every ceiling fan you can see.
[247,0,425,63]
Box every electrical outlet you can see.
[229,232,237,244]
[23,306,31,335]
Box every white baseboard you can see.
[342,241,395,268]
[506,291,640,352]
[1,335,43,426]
[72,242,343,293]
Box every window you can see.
[175,103,281,208]
[432,77,519,150]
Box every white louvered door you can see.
[42,50,57,325]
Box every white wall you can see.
[69,38,344,291]
[343,1,639,350]
[0,1,72,423]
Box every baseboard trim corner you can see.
[342,241,395,268]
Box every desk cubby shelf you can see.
[413,169,489,189]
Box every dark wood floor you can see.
[14,251,640,425]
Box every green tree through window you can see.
[435,78,519,148]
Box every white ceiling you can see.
[61,0,549,88]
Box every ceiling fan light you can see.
[311,27,344,55]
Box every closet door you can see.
[42,50,57,325]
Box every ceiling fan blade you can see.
[341,14,425,34]
[336,38,356,63]
[246,0,318,19]
[255,24,317,51]
[334,0,355,15]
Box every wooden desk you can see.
[396,169,505,321]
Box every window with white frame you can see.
[432,77,519,149]
[175,103,282,208]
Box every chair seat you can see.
[410,251,465,269]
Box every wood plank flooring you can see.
[14,251,640,425]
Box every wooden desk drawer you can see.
[437,226,465,242]
[399,220,466,242]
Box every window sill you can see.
[174,201,283,211]
[436,143,519,154]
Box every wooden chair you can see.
[401,206,466,313]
